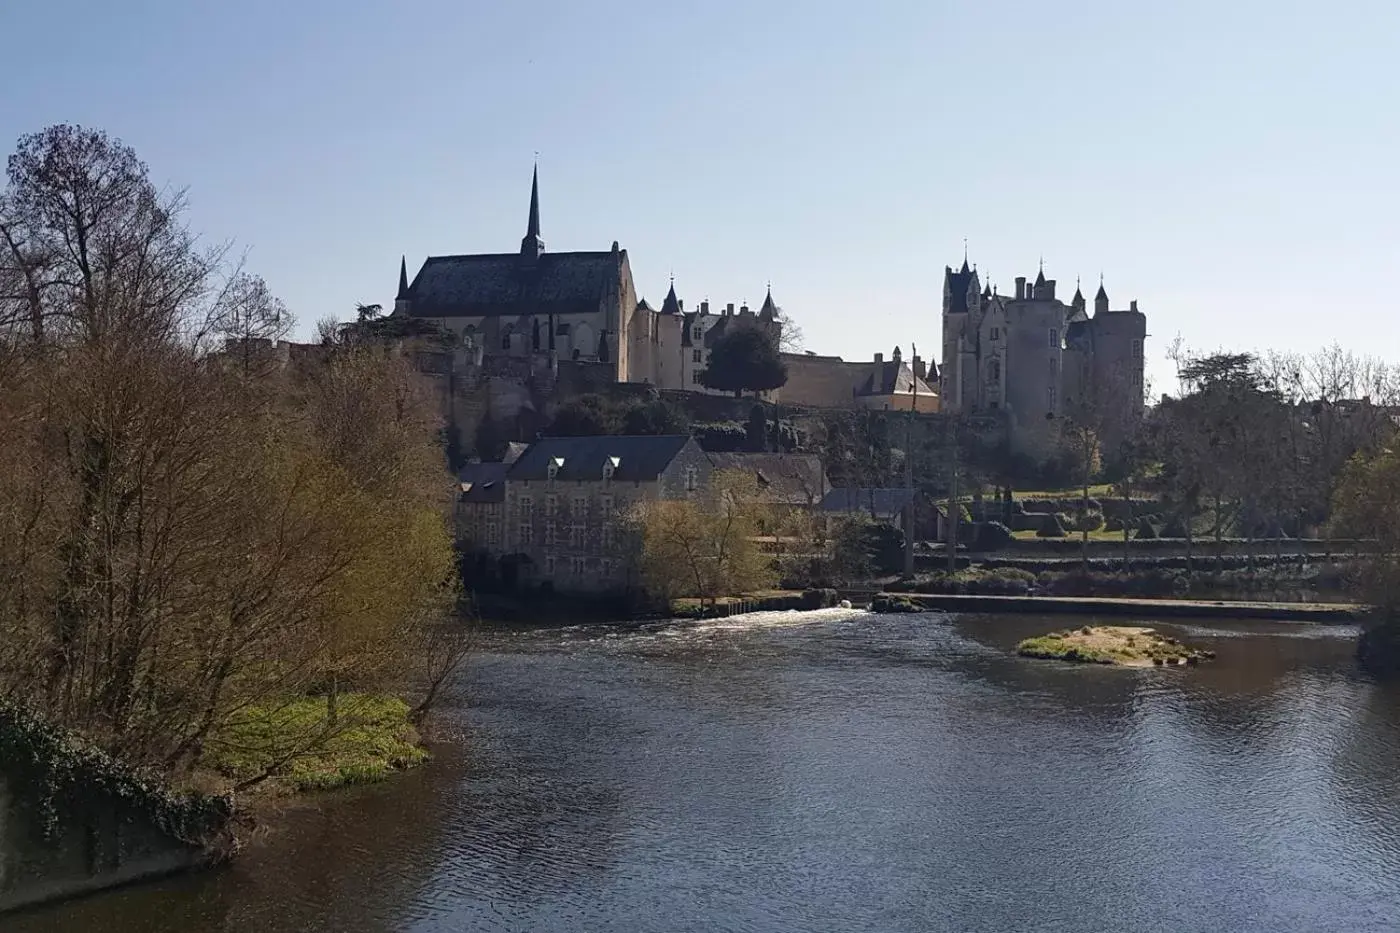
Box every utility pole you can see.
[903,344,918,577]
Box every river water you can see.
[13,610,1400,932]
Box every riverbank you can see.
[875,592,1363,622]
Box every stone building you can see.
[498,434,713,593]
[939,259,1146,454]
[392,167,781,395]
[781,346,939,412]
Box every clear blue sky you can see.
[5,0,1398,396]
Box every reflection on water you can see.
[15,609,1400,933]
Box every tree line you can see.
[0,125,461,786]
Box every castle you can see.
[391,167,781,396]
[939,258,1146,452]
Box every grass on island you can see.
[1016,625,1214,667]
[201,693,428,794]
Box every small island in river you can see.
[1017,625,1215,667]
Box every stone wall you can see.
[0,708,233,915]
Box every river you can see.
[13,610,1400,932]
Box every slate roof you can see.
[857,360,937,398]
[707,452,827,506]
[405,250,625,318]
[457,461,509,504]
[660,283,682,315]
[819,487,915,515]
[945,266,976,314]
[508,435,695,482]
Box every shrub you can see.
[1160,517,1190,539]
[1104,517,1125,533]
[1068,510,1105,533]
[1036,513,1068,538]
[1134,517,1159,540]
[974,521,1015,551]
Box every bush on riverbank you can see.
[1017,626,1213,666]
[201,695,428,794]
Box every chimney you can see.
[913,356,926,380]
[700,300,709,315]
[1046,280,1056,300]
[725,302,734,316]
[1015,276,1026,300]
[1130,299,1138,312]
[873,352,883,365]
[740,303,750,315]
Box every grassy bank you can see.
[1017,626,1213,667]
[201,693,428,794]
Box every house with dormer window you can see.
[501,434,713,592]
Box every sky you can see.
[4,0,1399,396]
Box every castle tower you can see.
[1095,277,1109,316]
[520,165,545,262]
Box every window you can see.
[569,524,585,548]
[544,522,556,546]
[1048,385,1058,410]
[1048,328,1059,349]
[486,521,500,547]
[571,557,587,576]
[571,495,588,517]
[518,496,534,521]
[547,457,563,481]
[988,359,1001,382]
[545,494,558,517]
[518,523,533,545]
[1049,356,1059,377]
[684,466,699,492]
[601,523,615,550]
[692,349,703,363]
[692,371,702,385]
[556,323,571,336]
[544,555,557,577]
[692,326,702,340]
[1132,339,1144,359]
[599,494,614,513]
[501,327,513,351]
[599,558,614,577]
[990,327,1000,341]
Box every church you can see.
[391,168,781,393]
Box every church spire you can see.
[759,283,778,321]
[520,163,545,260]
[397,256,409,300]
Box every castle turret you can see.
[1095,277,1109,316]
[661,279,682,315]
[759,286,778,323]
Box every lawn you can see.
[1012,484,1116,500]
[1011,528,1130,542]
[201,693,428,794]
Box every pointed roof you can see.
[636,298,655,313]
[759,286,778,320]
[960,257,971,275]
[1034,267,1047,288]
[1095,277,1109,301]
[520,164,545,258]
[1072,280,1085,305]
[982,282,992,299]
[660,281,682,315]
[397,256,409,300]
[526,164,540,239]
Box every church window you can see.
[1048,328,1059,349]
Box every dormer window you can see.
[547,457,565,481]
[603,456,620,481]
